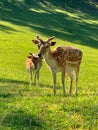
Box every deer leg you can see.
[52,72,56,96]
[61,71,65,96]
[30,70,32,86]
[69,73,73,95]
[75,65,80,95]
[34,72,36,85]
[75,64,81,95]
[36,71,39,86]
[75,72,78,95]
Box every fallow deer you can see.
[26,52,42,86]
[32,36,82,95]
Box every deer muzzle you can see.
[38,53,42,58]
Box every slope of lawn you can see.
[0,0,98,130]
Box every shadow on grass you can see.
[0,93,14,98]
[0,0,98,48]
[0,78,53,90]
[0,24,18,33]
[1,109,46,130]
[0,78,28,85]
[39,83,53,89]
[0,78,29,99]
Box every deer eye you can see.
[45,44,49,48]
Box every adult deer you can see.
[32,36,82,95]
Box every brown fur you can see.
[26,53,42,86]
[52,46,82,67]
[32,36,83,95]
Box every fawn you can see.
[26,52,42,86]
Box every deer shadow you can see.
[0,78,28,86]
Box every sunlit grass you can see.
[55,9,80,18]
[0,0,98,130]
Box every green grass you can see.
[0,0,98,130]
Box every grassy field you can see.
[0,0,98,130]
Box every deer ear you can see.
[32,40,39,44]
[29,52,33,55]
[27,56,32,59]
[50,42,56,46]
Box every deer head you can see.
[32,36,56,57]
[27,52,40,65]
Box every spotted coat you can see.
[52,46,82,67]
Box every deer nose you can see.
[38,53,42,57]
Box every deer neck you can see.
[44,48,53,65]
[44,48,61,72]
